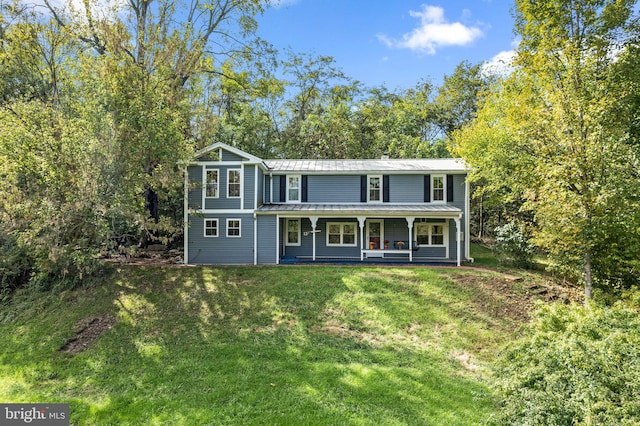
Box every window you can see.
[327,222,357,246]
[227,219,241,237]
[287,175,300,202]
[431,225,444,245]
[204,219,218,237]
[415,222,446,246]
[368,175,381,202]
[432,176,445,202]
[228,169,241,198]
[286,219,301,246]
[205,169,219,198]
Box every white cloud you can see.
[377,5,484,54]
[482,39,520,76]
[270,0,300,8]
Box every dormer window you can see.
[368,175,382,203]
[287,175,301,202]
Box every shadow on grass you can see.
[1,265,497,425]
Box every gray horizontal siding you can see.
[188,166,203,210]
[243,165,255,210]
[307,175,361,203]
[203,165,242,210]
[188,213,254,264]
[257,215,277,264]
[278,217,460,261]
[388,175,424,203]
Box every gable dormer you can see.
[188,143,267,211]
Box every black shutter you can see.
[424,175,431,202]
[446,174,454,202]
[279,175,286,202]
[301,175,308,202]
[360,175,367,202]
[383,175,390,202]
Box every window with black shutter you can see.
[279,176,286,202]
[301,175,308,202]
[383,175,390,202]
[424,174,431,202]
[360,175,367,203]
[446,174,454,202]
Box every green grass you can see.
[0,264,522,425]
[470,243,500,268]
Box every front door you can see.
[366,220,383,250]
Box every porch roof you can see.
[256,203,462,217]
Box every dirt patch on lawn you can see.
[450,271,582,325]
[60,313,116,355]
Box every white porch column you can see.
[310,216,319,261]
[276,215,280,264]
[357,216,366,261]
[406,216,415,262]
[253,213,258,265]
[454,217,461,267]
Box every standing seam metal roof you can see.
[263,158,468,173]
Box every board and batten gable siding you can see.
[188,213,254,264]
[220,150,245,162]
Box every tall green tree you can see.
[452,0,640,299]
[42,0,265,244]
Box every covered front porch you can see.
[256,204,467,266]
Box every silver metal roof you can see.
[256,203,462,216]
[264,158,468,173]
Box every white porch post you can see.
[253,213,258,265]
[455,217,461,267]
[276,215,280,264]
[406,216,415,262]
[357,216,366,261]
[310,216,319,261]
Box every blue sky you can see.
[257,0,518,89]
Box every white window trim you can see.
[326,222,358,247]
[415,222,448,248]
[204,168,219,199]
[227,169,241,199]
[368,175,383,203]
[204,218,219,237]
[431,175,446,204]
[285,218,301,246]
[226,218,241,238]
[286,174,301,203]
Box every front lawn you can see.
[0,265,538,425]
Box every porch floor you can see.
[279,256,457,266]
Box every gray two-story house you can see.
[184,142,471,265]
